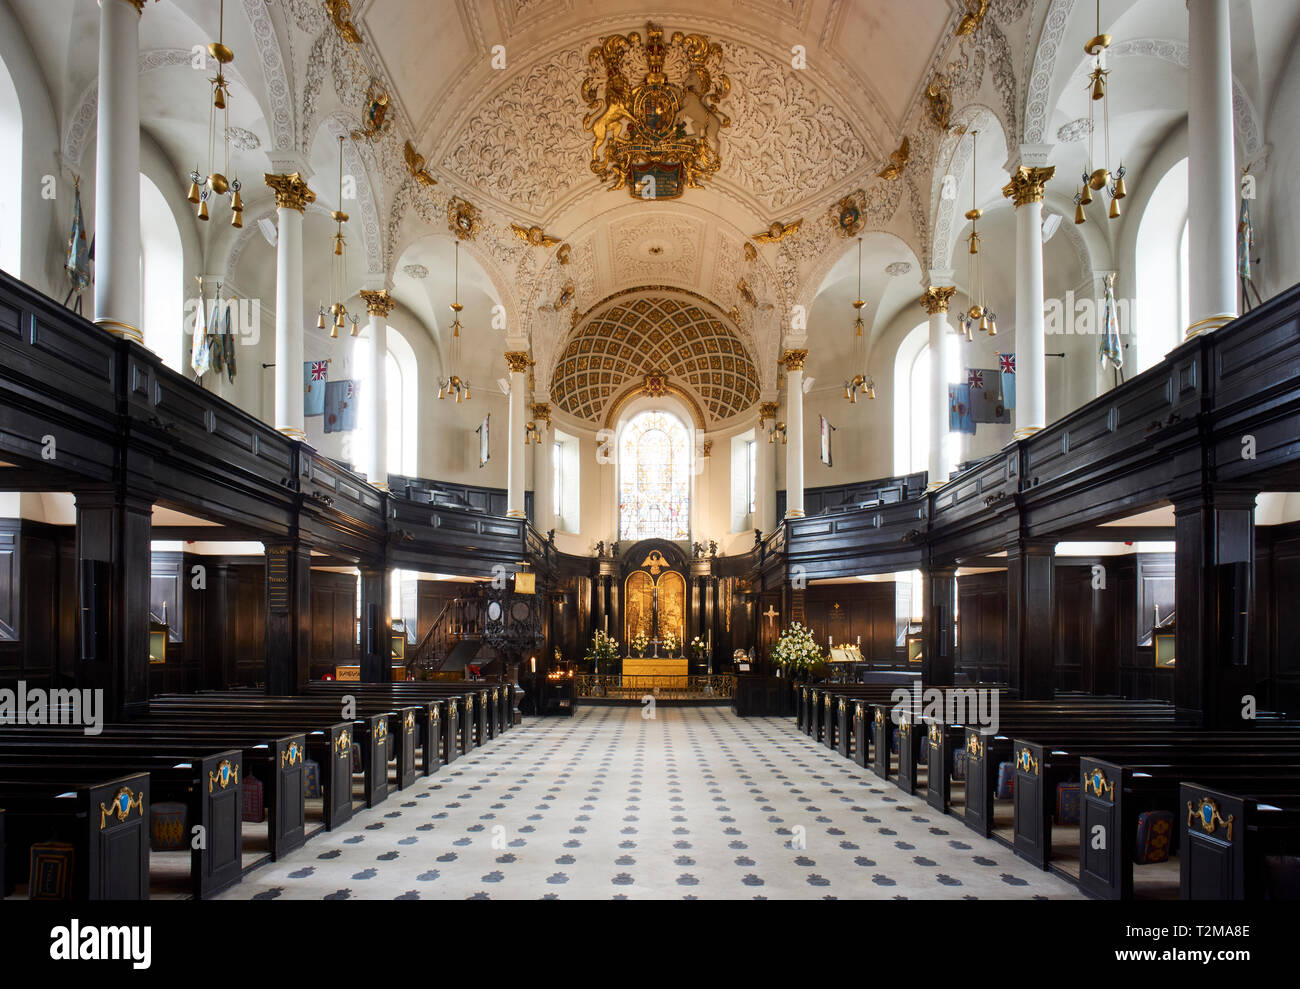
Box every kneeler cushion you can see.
[1055,782,1081,826]
[351,743,363,774]
[303,758,322,799]
[151,801,189,852]
[28,841,75,900]
[242,774,265,823]
[951,749,967,781]
[995,761,1014,800]
[1134,810,1174,864]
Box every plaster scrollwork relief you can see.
[1023,0,1076,145]
[609,214,705,287]
[243,0,296,151]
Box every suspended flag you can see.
[63,178,91,311]
[209,290,225,376]
[819,415,836,467]
[477,413,491,467]
[190,278,212,377]
[948,384,975,435]
[1099,271,1123,370]
[223,301,237,384]
[999,352,1015,409]
[324,379,357,433]
[1238,185,1262,310]
[969,370,1010,424]
[304,360,327,417]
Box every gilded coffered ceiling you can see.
[552,293,760,425]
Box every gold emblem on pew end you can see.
[1187,797,1234,841]
[1084,767,1114,801]
[208,759,238,793]
[335,729,352,755]
[873,708,885,726]
[928,723,940,745]
[281,740,303,768]
[404,711,415,732]
[967,734,983,758]
[99,786,144,829]
[838,698,846,714]
[1017,748,1039,776]
[375,719,388,742]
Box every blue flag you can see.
[304,361,327,417]
[999,352,1015,409]
[65,180,91,294]
[324,379,357,433]
[1099,272,1123,370]
[948,384,975,435]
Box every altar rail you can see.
[576,674,736,701]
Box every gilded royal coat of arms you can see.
[581,21,730,199]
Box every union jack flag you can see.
[310,360,328,381]
[999,353,1015,374]
[967,369,984,388]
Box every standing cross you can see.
[763,605,779,627]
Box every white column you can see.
[782,350,807,518]
[757,400,778,533]
[533,404,555,532]
[359,290,395,488]
[921,281,956,489]
[1003,166,1054,438]
[505,351,528,519]
[265,173,314,439]
[1186,0,1238,337]
[93,0,145,342]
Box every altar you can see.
[622,656,688,686]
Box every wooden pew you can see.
[1180,781,1300,899]
[0,770,150,899]
[0,744,245,898]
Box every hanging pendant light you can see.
[322,135,352,340]
[1077,0,1129,225]
[957,130,999,340]
[185,0,242,227]
[439,241,471,401]
[842,237,876,404]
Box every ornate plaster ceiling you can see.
[552,292,759,425]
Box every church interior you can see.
[1,0,1299,930]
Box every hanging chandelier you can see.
[1074,0,1128,224]
[842,237,876,403]
[957,130,997,340]
[438,240,472,402]
[316,136,359,340]
[186,0,242,227]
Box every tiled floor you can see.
[217,705,1083,900]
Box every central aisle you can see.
[219,706,1083,900]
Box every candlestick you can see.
[530,656,536,673]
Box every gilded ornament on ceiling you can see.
[925,75,953,132]
[743,242,757,262]
[642,370,670,397]
[556,243,572,264]
[955,0,989,37]
[351,80,390,142]
[581,21,731,199]
[511,223,561,247]
[324,0,363,45]
[753,218,803,244]
[736,278,758,307]
[834,190,867,238]
[403,141,437,186]
[447,197,481,240]
[877,136,909,180]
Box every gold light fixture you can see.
[186,0,242,227]
[438,240,471,402]
[842,237,877,404]
[1075,0,1128,224]
[317,136,358,340]
[768,421,788,445]
[957,130,997,340]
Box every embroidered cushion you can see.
[242,774,264,823]
[1134,810,1174,864]
[150,800,189,852]
[303,758,322,799]
[28,841,75,900]
[1055,782,1081,826]
[995,761,1015,800]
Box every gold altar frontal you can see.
[622,657,689,686]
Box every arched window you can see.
[0,54,22,275]
[139,174,183,372]
[1135,158,1189,373]
[893,322,960,479]
[618,409,691,541]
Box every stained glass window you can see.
[619,410,691,541]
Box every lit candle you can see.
[530,656,536,673]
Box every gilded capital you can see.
[530,402,551,425]
[780,348,808,372]
[264,172,316,212]
[758,401,780,425]
[359,289,397,318]
[504,351,531,375]
[919,286,957,315]
[1001,165,1055,209]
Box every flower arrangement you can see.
[690,635,708,660]
[585,630,620,673]
[662,631,679,655]
[630,629,650,657]
[770,621,824,675]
